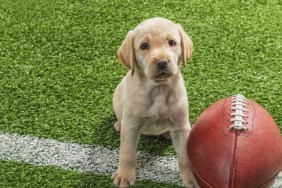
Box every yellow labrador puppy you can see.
[112,17,197,188]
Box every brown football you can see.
[188,94,282,188]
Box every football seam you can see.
[221,98,227,136]
[191,165,216,188]
[229,130,238,188]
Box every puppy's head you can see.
[118,17,193,82]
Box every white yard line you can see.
[0,132,281,187]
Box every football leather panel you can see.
[233,100,282,188]
[188,98,236,188]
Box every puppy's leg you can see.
[170,126,199,188]
[113,84,123,133]
[114,121,121,132]
[112,117,141,188]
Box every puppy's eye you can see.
[168,40,176,46]
[140,43,149,50]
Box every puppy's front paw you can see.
[180,168,199,188]
[111,169,136,188]
[182,177,199,188]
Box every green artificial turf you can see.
[0,161,181,188]
[1,0,281,150]
[0,0,282,187]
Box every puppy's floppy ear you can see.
[178,25,193,68]
[118,30,135,75]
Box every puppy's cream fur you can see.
[112,17,197,188]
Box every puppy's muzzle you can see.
[156,60,168,70]
[155,60,172,79]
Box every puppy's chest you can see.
[148,95,168,115]
[145,86,175,117]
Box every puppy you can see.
[112,17,197,188]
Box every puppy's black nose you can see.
[156,61,168,70]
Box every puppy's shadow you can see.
[93,115,175,156]
[138,134,175,156]
[92,115,119,149]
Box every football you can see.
[188,94,282,188]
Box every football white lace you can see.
[229,94,248,130]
